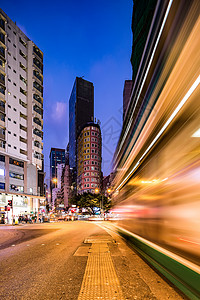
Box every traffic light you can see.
[8,200,12,207]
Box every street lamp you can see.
[107,188,111,194]
[94,188,103,215]
[95,188,111,216]
[52,178,58,184]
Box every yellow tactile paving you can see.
[78,241,124,300]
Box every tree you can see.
[69,192,112,213]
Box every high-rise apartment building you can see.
[0,9,44,222]
[69,77,94,170]
[77,122,102,194]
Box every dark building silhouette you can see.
[123,80,133,120]
[131,0,157,84]
[68,77,94,191]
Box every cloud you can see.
[51,102,67,122]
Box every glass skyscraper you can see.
[49,148,65,190]
[69,77,94,169]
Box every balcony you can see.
[33,104,43,117]
[34,151,44,161]
[33,70,43,83]
[33,57,43,73]
[33,93,43,106]
[0,83,5,96]
[33,116,42,127]
[0,100,5,113]
[0,58,5,72]
[33,128,43,139]
[0,47,5,60]
[0,32,5,45]
[0,18,5,31]
[34,140,43,149]
[33,81,43,94]
[0,127,5,140]
[0,73,5,86]
[33,45,43,60]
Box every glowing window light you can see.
[0,169,4,176]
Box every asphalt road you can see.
[0,221,186,300]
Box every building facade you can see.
[60,163,71,208]
[0,9,44,223]
[69,77,94,176]
[49,148,65,191]
[123,80,132,120]
[77,122,102,194]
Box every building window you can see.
[19,37,27,47]
[34,140,41,149]
[0,85,5,95]
[0,155,5,162]
[9,158,24,168]
[20,62,26,72]
[20,75,27,85]
[0,140,5,148]
[9,172,24,180]
[0,182,5,190]
[10,184,24,192]
[19,99,27,108]
[19,49,26,59]
[20,87,27,96]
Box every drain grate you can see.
[78,241,124,300]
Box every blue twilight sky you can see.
[1,0,133,179]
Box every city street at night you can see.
[0,0,200,298]
[0,221,185,300]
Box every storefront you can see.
[0,193,45,224]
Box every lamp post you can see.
[95,188,111,217]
